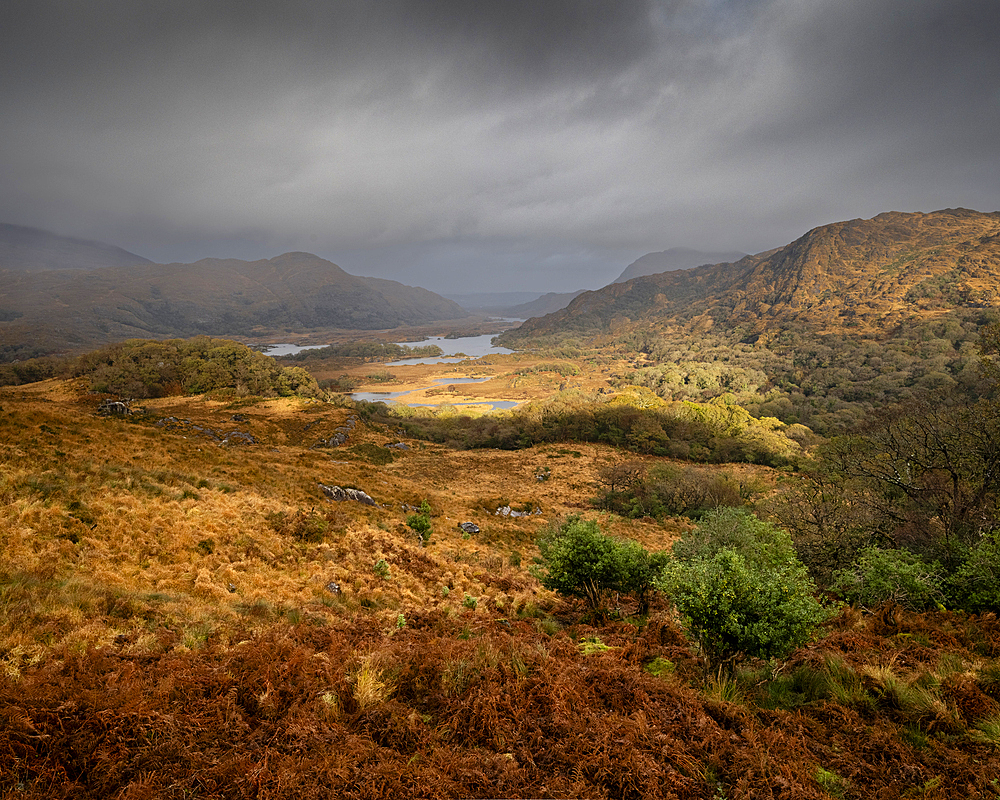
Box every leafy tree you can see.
[534,516,662,612]
[831,548,945,611]
[406,500,433,546]
[658,508,828,674]
[820,398,1000,568]
[945,533,1000,614]
[74,337,322,399]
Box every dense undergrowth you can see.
[5,327,1000,797]
[362,389,804,466]
[500,309,999,434]
[3,607,1000,799]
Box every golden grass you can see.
[0,371,782,669]
[352,660,397,709]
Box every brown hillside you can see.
[3,379,1000,798]
[0,252,467,358]
[511,209,1000,340]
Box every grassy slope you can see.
[2,380,999,798]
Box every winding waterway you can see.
[259,335,518,411]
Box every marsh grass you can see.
[353,660,397,709]
[973,712,1000,745]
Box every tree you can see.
[406,500,433,546]
[534,516,662,612]
[821,397,1000,567]
[831,548,945,611]
[658,508,828,675]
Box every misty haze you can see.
[2,2,1000,798]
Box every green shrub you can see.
[74,337,323,399]
[406,500,433,546]
[945,533,1000,613]
[534,516,664,611]
[658,508,828,674]
[832,548,945,611]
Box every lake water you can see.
[259,336,518,410]
[384,334,513,365]
[260,333,513,362]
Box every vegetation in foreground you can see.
[2,333,1000,797]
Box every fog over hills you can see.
[0,222,152,272]
[614,248,748,283]
[0,250,466,358]
[508,209,1000,341]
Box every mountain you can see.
[0,251,467,358]
[0,222,153,271]
[443,291,545,312]
[509,209,1000,341]
[504,290,589,318]
[613,247,747,283]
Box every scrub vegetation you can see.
[3,320,1000,799]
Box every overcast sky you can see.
[2,0,998,293]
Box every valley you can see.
[3,210,1000,798]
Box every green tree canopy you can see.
[658,508,828,674]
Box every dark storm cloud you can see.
[0,0,997,292]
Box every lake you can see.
[260,333,513,362]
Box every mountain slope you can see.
[510,209,1000,340]
[0,251,467,357]
[0,222,152,271]
[614,247,747,283]
[504,290,589,318]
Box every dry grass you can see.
[4,377,1000,797]
[0,377,697,663]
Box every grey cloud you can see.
[0,0,997,292]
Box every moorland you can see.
[3,209,1000,799]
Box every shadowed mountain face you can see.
[0,251,467,357]
[0,223,153,271]
[613,247,747,283]
[510,209,1000,341]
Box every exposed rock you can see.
[458,522,480,534]
[386,442,409,450]
[495,505,542,518]
[97,399,132,416]
[220,430,256,446]
[320,484,376,506]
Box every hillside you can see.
[0,251,467,358]
[3,368,1000,797]
[504,289,588,318]
[510,209,1000,340]
[0,222,152,272]
[614,246,747,283]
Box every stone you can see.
[458,522,480,534]
[320,483,376,506]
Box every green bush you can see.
[406,500,433,546]
[534,516,663,611]
[832,548,945,611]
[658,508,828,674]
[945,533,1000,613]
[74,337,323,399]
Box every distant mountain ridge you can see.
[0,251,467,358]
[509,209,1000,341]
[0,223,153,271]
[614,247,748,283]
[504,290,589,318]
